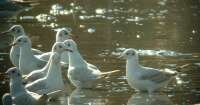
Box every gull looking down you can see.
[6,67,48,105]
[64,39,120,89]
[0,25,43,67]
[10,35,47,75]
[24,41,70,82]
[25,42,69,94]
[119,48,177,94]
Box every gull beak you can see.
[9,42,17,47]
[0,30,11,36]
[0,72,7,76]
[65,48,73,52]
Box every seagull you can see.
[24,41,70,82]
[63,39,120,89]
[2,93,12,105]
[119,48,177,94]
[10,35,47,75]
[25,43,69,94]
[5,67,48,105]
[0,25,43,67]
[37,28,72,63]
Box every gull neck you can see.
[10,77,26,96]
[68,50,86,67]
[20,44,34,60]
[46,54,62,80]
[126,57,140,75]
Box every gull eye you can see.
[126,52,130,55]
[64,32,68,35]
[11,70,16,74]
[16,29,21,33]
[58,45,62,48]
[67,43,71,47]
[131,52,135,56]
[18,39,21,42]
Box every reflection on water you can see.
[69,89,107,105]
[127,93,173,105]
[0,0,200,105]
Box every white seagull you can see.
[0,25,43,68]
[10,35,47,75]
[25,43,69,94]
[119,48,177,94]
[6,67,48,105]
[63,39,120,89]
[37,28,72,64]
[24,41,70,82]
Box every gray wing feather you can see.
[140,68,175,83]
[32,48,43,55]
[26,79,47,92]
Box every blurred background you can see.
[0,0,200,105]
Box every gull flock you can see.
[1,25,178,105]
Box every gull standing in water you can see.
[119,48,177,94]
[25,42,69,94]
[64,39,120,89]
[10,35,47,75]
[24,41,70,82]
[5,67,48,105]
[0,25,43,67]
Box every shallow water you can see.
[0,0,200,105]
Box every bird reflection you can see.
[69,89,107,105]
[127,93,173,105]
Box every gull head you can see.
[0,25,25,38]
[10,36,31,47]
[56,28,72,42]
[6,67,21,79]
[119,48,138,60]
[52,42,72,54]
[63,39,77,53]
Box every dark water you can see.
[0,0,200,105]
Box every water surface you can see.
[0,0,200,105]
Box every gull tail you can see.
[101,70,120,76]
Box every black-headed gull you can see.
[63,39,120,89]
[10,35,47,75]
[0,25,43,67]
[25,43,70,94]
[5,67,48,105]
[24,41,70,82]
[119,48,177,94]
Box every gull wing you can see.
[36,59,47,68]
[25,78,47,92]
[139,67,176,84]
[32,48,43,55]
